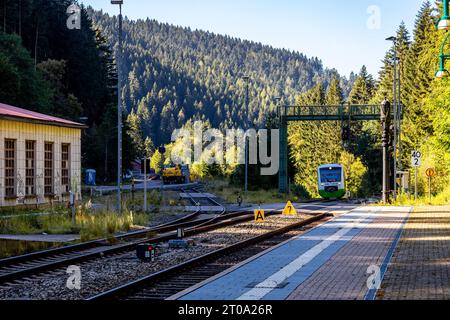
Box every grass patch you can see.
[90,189,183,211]
[0,239,63,259]
[74,207,151,242]
[203,179,305,204]
[0,205,73,235]
[0,206,151,242]
[371,186,450,206]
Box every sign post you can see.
[411,151,422,200]
[144,156,147,213]
[69,191,76,226]
[426,168,435,204]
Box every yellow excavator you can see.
[162,164,190,185]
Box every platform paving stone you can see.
[376,206,450,300]
[287,207,410,300]
[175,206,411,301]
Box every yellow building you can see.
[0,103,87,207]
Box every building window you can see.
[44,142,54,195]
[4,139,16,198]
[61,144,70,194]
[25,141,36,196]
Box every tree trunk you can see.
[18,0,21,36]
[3,0,7,33]
[34,17,39,70]
[105,141,108,182]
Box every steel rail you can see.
[87,212,333,300]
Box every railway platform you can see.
[171,206,414,300]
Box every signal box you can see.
[136,243,156,262]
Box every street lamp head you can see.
[437,0,450,30]
[385,36,397,42]
[437,17,450,31]
[435,68,450,79]
[111,0,123,4]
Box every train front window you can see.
[320,167,342,183]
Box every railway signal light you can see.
[137,243,156,262]
[341,126,350,141]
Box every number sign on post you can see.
[411,151,422,167]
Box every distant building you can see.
[0,103,87,207]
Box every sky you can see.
[81,0,426,78]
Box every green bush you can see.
[291,184,312,199]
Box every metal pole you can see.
[245,137,248,193]
[117,4,123,214]
[70,192,75,226]
[415,167,418,200]
[428,176,432,204]
[393,48,398,201]
[244,76,249,193]
[381,99,391,204]
[245,77,249,114]
[144,156,147,212]
[398,59,402,172]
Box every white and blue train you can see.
[318,164,346,199]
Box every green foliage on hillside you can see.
[89,9,355,148]
[0,0,137,182]
[1,1,447,200]
[370,1,449,198]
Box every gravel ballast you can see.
[0,213,321,300]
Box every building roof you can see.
[0,103,87,129]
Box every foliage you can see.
[0,209,72,235]
[150,149,164,174]
[370,1,450,197]
[339,151,370,198]
[88,9,355,149]
[0,0,137,182]
[288,82,344,197]
[0,205,150,241]
[205,179,294,204]
[0,33,51,110]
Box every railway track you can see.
[0,188,337,290]
[88,210,334,301]
[0,188,227,285]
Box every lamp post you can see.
[381,99,392,204]
[243,76,250,193]
[386,36,398,201]
[111,0,123,214]
[436,32,450,78]
[437,0,450,31]
[436,0,450,78]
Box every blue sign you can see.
[85,169,96,186]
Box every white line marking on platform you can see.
[237,209,380,300]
